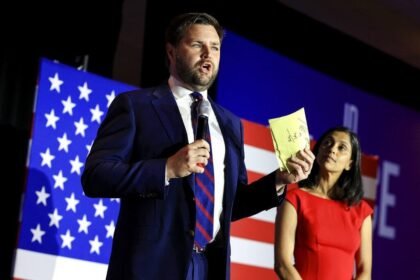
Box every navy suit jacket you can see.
[81,85,285,280]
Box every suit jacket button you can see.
[189,230,195,237]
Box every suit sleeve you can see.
[81,93,167,198]
[231,120,286,221]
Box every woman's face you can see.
[316,131,353,174]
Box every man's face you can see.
[168,24,221,92]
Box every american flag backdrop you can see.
[13,58,136,279]
[13,58,378,280]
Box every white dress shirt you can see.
[168,76,226,241]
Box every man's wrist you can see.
[276,184,286,195]
[275,169,286,195]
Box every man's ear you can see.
[166,43,175,60]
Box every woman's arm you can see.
[355,215,373,280]
[274,201,302,280]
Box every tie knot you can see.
[191,92,203,102]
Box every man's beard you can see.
[175,56,218,92]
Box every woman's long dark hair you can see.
[299,126,363,206]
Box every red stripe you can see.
[361,154,379,178]
[196,179,214,203]
[231,263,277,280]
[247,170,265,183]
[195,199,213,223]
[231,218,274,243]
[196,222,212,241]
[242,119,273,151]
[203,168,214,182]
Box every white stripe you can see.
[363,176,377,200]
[244,144,278,174]
[231,236,274,269]
[14,249,107,280]
[244,145,279,223]
[16,243,274,277]
[251,207,277,223]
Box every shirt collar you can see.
[168,76,208,101]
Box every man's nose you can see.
[201,45,211,58]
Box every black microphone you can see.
[196,99,210,140]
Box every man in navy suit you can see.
[81,12,315,280]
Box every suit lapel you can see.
[151,86,188,145]
[151,86,194,192]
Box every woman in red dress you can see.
[274,127,373,280]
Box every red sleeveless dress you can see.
[286,187,373,280]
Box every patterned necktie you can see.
[190,92,215,250]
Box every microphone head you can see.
[199,99,211,117]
